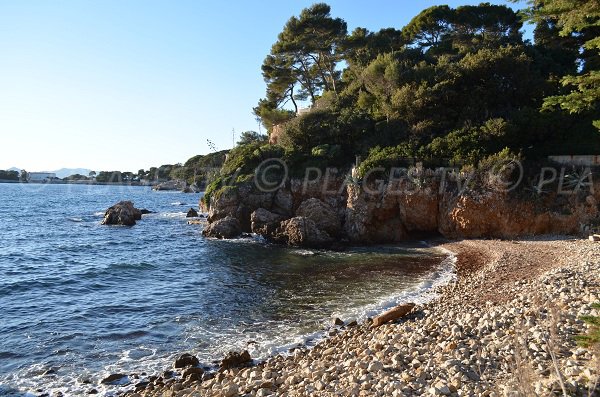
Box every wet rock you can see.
[333,317,345,326]
[101,201,142,226]
[186,208,199,218]
[174,353,199,369]
[162,370,175,379]
[220,350,252,370]
[139,209,153,215]
[100,373,128,384]
[182,367,204,379]
[202,216,242,239]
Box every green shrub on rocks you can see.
[576,302,600,348]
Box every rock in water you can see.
[275,217,334,248]
[202,216,242,239]
[251,208,285,235]
[174,353,199,369]
[101,201,142,226]
[220,350,252,370]
[186,208,199,218]
[100,374,128,384]
[372,303,415,327]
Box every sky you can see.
[0,0,529,172]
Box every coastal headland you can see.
[123,237,600,396]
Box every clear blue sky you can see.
[0,0,528,172]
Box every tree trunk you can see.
[371,303,415,327]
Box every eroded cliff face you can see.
[201,173,600,247]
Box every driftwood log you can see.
[372,303,415,327]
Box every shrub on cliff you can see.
[202,143,285,206]
[355,143,417,179]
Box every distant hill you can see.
[52,168,92,179]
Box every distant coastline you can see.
[0,180,151,186]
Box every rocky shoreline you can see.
[120,237,599,397]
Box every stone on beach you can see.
[101,201,143,226]
[174,353,199,369]
[220,350,252,370]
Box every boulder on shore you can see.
[220,350,252,370]
[251,208,285,236]
[275,216,334,247]
[101,373,128,384]
[101,201,142,226]
[202,216,242,239]
[186,208,199,218]
[296,198,342,237]
[174,353,199,369]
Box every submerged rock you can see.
[186,208,199,218]
[101,201,142,226]
[220,350,252,370]
[174,353,199,369]
[202,216,242,239]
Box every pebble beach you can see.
[125,237,600,397]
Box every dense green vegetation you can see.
[0,170,20,181]
[254,2,600,173]
[205,1,600,203]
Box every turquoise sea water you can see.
[0,183,452,396]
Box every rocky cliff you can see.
[201,169,599,247]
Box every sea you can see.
[0,183,454,396]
